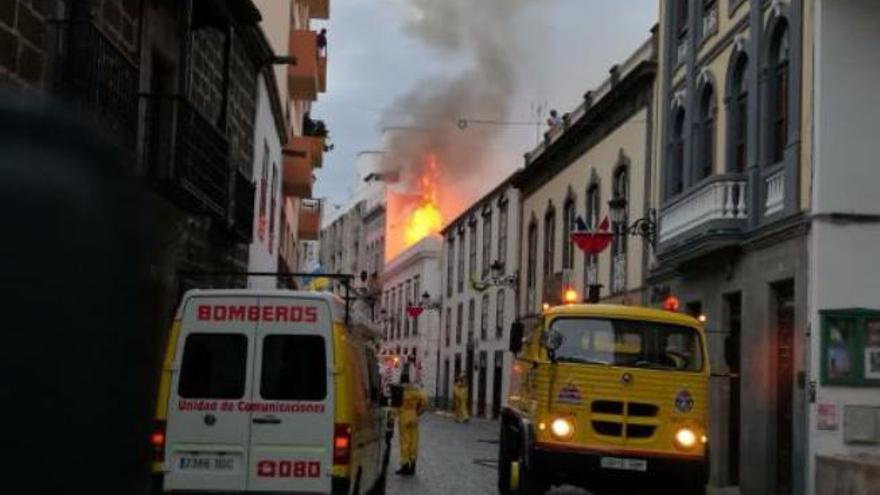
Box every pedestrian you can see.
[452,374,470,423]
[546,109,562,129]
[317,28,327,56]
[394,371,427,476]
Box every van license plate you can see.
[600,457,647,472]
[177,455,237,472]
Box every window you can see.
[669,108,686,196]
[562,198,575,270]
[456,302,463,345]
[467,299,476,344]
[257,141,269,242]
[550,318,704,372]
[468,221,478,280]
[390,289,397,340]
[496,289,505,340]
[457,232,465,293]
[268,164,278,253]
[396,286,402,339]
[445,307,451,347]
[412,276,420,336]
[676,0,689,37]
[404,280,411,337]
[526,222,538,309]
[544,207,556,278]
[260,335,327,400]
[821,309,880,386]
[447,238,455,298]
[697,83,716,179]
[730,56,749,172]
[480,294,489,341]
[610,169,628,294]
[584,185,600,289]
[482,213,492,278]
[179,334,248,399]
[498,202,508,265]
[769,22,790,164]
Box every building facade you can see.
[438,180,520,418]
[255,0,330,282]
[651,1,811,493]
[247,70,286,287]
[515,36,657,319]
[380,236,443,401]
[2,0,289,322]
[807,2,880,493]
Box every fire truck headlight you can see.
[550,418,575,441]
[674,427,697,449]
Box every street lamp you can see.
[607,197,658,249]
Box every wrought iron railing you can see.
[51,20,139,148]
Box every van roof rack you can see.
[176,270,357,326]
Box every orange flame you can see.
[404,154,443,246]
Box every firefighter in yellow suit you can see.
[394,372,428,476]
[452,375,470,423]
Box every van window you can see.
[179,334,248,399]
[260,335,327,401]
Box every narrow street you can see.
[387,413,589,495]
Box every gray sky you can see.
[312,0,658,209]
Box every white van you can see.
[151,290,390,495]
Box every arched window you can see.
[562,197,576,270]
[729,55,749,172]
[543,206,556,277]
[669,108,686,197]
[610,168,628,294]
[584,184,600,291]
[769,21,790,164]
[697,82,716,180]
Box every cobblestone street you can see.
[387,413,590,495]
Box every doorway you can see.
[772,280,795,495]
[477,351,487,417]
[724,292,742,485]
[443,358,450,410]
[492,351,504,418]
[465,347,474,414]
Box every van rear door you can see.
[246,296,334,494]
[164,295,257,492]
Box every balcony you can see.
[659,174,748,246]
[282,146,313,198]
[142,95,231,220]
[298,199,322,241]
[52,21,139,148]
[287,30,327,100]
[308,0,330,20]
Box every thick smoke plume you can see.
[381,0,532,218]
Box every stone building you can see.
[0,0,284,326]
[438,178,520,418]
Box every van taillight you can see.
[333,423,351,466]
[150,420,166,462]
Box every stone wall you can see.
[0,0,48,89]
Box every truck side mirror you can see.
[509,322,524,354]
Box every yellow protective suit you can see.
[396,386,428,468]
[452,381,469,422]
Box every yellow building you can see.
[515,34,657,317]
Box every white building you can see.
[380,235,443,401]
[438,178,520,418]
[247,71,285,287]
[808,2,880,493]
